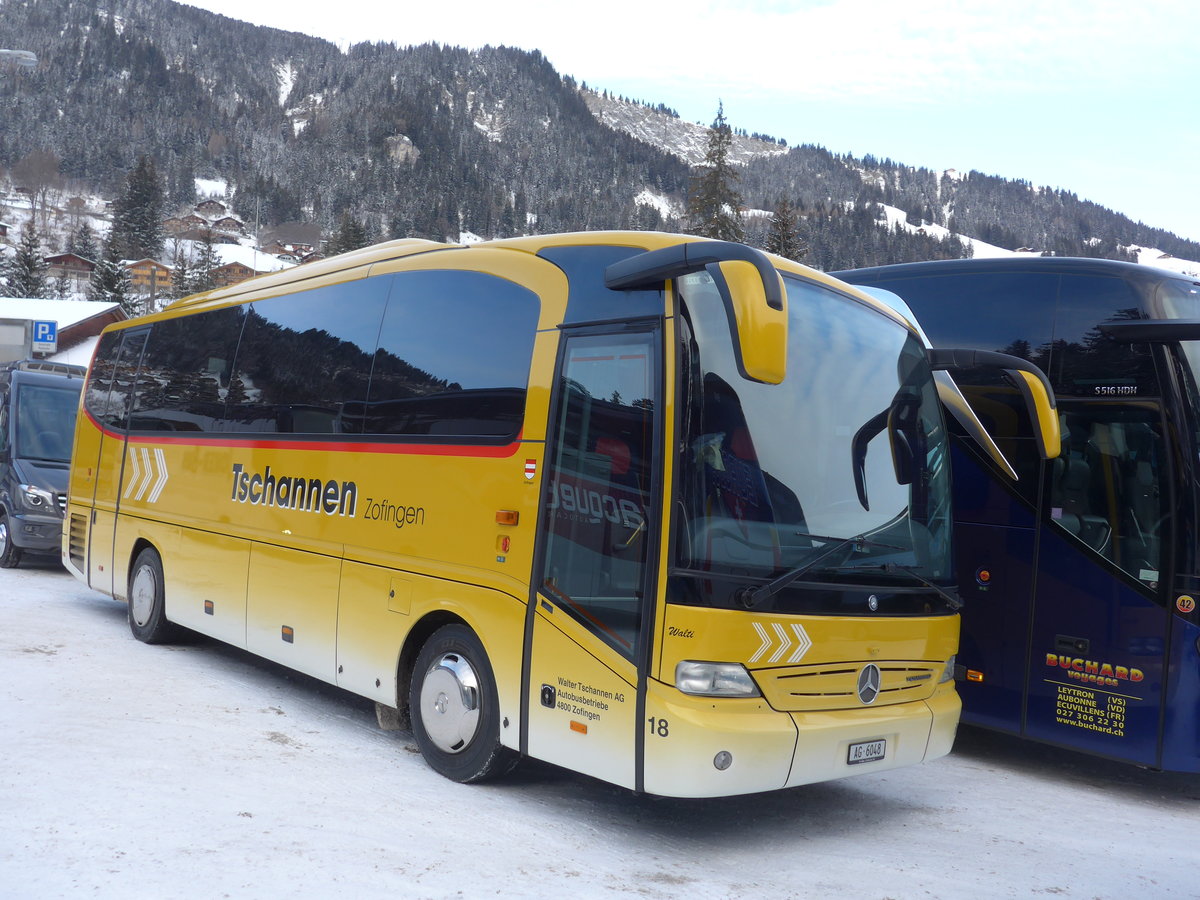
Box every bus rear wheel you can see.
[128,547,183,644]
[410,624,517,783]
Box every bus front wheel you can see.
[0,513,23,568]
[410,624,517,783]
[128,547,183,644]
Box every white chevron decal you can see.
[124,446,169,503]
[123,447,141,499]
[750,622,771,662]
[148,448,169,502]
[749,620,813,664]
[787,623,813,663]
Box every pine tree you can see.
[88,233,135,313]
[67,220,100,262]
[326,213,369,255]
[686,102,744,243]
[2,220,51,298]
[110,155,167,261]
[765,197,805,261]
[170,244,195,299]
[190,229,222,294]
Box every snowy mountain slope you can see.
[582,90,789,168]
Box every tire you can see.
[127,547,183,644]
[0,512,23,569]
[409,624,518,783]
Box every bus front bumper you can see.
[641,680,960,797]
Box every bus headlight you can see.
[18,484,55,512]
[675,661,761,697]
[939,655,957,683]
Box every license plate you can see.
[847,739,886,765]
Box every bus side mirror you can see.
[706,259,787,385]
[928,348,1061,460]
[605,240,788,385]
[850,391,920,510]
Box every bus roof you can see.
[153,231,916,334]
[834,255,1199,286]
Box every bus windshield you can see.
[674,272,953,610]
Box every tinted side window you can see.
[362,270,539,439]
[1048,274,1154,397]
[1049,401,1165,587]
[537,245,662,325]
[225,279,388,434]
[131,307,245,432]
[874,271,1058,356]
[85,330,148,431]
[83,331,123,426]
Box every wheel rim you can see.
[0,518,8,555]
[418,652,481,753]
[129,564,157,628]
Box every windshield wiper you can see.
[825,562,963,611]
[735,534,901,609]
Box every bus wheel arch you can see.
[395,611,466,725]
[127,543,184,644]
[408,620,518,783]
[0,507,23,568]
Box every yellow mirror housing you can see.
[604,240,789,385]
[709,260,788,385]
[928,348,1061,462]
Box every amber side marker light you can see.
[282,625,295,644]
[496,510,519,526]
[570,721,588,734]
[966,670,985,683]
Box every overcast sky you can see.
[181,0,1199,243]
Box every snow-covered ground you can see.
[3,562,1197,898]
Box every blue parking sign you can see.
[32,320,58,353]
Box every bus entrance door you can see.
[524,331,659,789]
[950,438,1040,733]
[81,330,149,596]
[1024,404,1170,766]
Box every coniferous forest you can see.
[2,0,1198,269]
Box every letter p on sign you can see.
[32,320,57,353]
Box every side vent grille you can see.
[68,514,87,570]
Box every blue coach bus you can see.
[836,256,1200,772]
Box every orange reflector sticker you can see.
[570,721,588,734]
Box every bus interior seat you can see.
[1051,451,1111,554]
[595,436,631,479]
[729,425,756,461]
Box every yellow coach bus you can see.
[64,231,1057,797]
